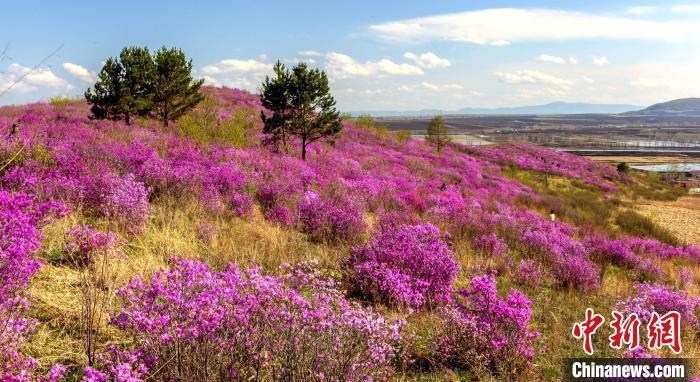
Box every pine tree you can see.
[85,57,125,121]
[425,115,451,152]
[152,47,204,127]
[288,62,342,160]
[119,46,155,125]
[260,61,292,151]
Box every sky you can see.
[1,0,700,111]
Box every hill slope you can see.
[626,97,700,117]
[0,87,698,381]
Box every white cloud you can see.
[62,62,97,83]
[403,52,451,68]
[200,58,274,91]
[494,69,574,87]
[630,77,669,89]
[325,52,423,79]
[398,82,462,91]
[626,6,658,15]
[536,54,566,64]
[369,8,700,45]
[299,50,322,57]
[569,56,578,64]
[201,59,272,75]
[7,63,72,89]
[671,4,700,13]
[592,55,609,66]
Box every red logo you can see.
[572,309,683,355]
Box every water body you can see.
[630,163,700,172]
[625,140,700,148]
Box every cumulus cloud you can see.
[403,52,451,68]
[369,8,700,45]
[592,55,609,66]
[201,59,272,75]
[569,56,578,64]
[324,52,423,79]
[200,58,274,91]
[536,54,566,64]
[494,69,574,87]
[62,62,97,83]
[7,63,72,89]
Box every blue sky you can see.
[1,0,700,110]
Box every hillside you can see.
[1,87,699,381]
[625,97,700,117]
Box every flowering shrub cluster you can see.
[433,272,539,379]
[469,143,623,191]
[344,223,459,309]
[0,190,65,380]
[63,225,122,267]
[298,190,366,243]
[615,282,700,330]
[92,259,403,381]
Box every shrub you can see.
[433,273,539,379]
[298,190,366,243]
[94,173,151,232]
[97,259,402,381]
[515,260,544,288]
[344,223,459,309]
[473,233,508,258]
[64,225,122,267]
[0,190,65,380]
[615,282,700,330]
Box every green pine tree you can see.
[152,47,204,127]
[288,62,342,160]
[85,57,125,121]
[425,115,451,152]
[119,46,155,125]
[260,61,292,151]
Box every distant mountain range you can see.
[348,101,643,117]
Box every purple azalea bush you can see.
[344,223,459,309]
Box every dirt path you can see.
[634,196,700,246]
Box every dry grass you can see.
[634,196,700,246]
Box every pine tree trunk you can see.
[301,136,307,161]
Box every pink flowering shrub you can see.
[615,282,700,330]
[199,163,253,217]
[63,225,122,267]
[344,223,459,309]
[585,236,663,279]
[468,143,623,191]
[473,233,508,258]
[298,190,366,243]
[93,173,151,232]
[678,266,694,290]
[99,259,403,381]
[433,272,539,378]
[0,190,65,380]
[515,259,544,288]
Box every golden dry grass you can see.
[634,196,700,246]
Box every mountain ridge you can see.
[348,101,643,117]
